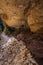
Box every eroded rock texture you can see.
[27,0,43,32]
[0,33,38,65]
[0,0,43,33]
[0,0,28,28]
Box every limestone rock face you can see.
[0,0,43,32]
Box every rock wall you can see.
[0,0,29,28]
[27,0,43,33]
[0,0,43,33]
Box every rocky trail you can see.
[0,32,43,65]
[0,32,38,65]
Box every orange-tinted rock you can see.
[0,0,43,33]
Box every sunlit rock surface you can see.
[0,0,43,33]
[0,33,38,65]
[0,0,28,28]
[27,0,43,32]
